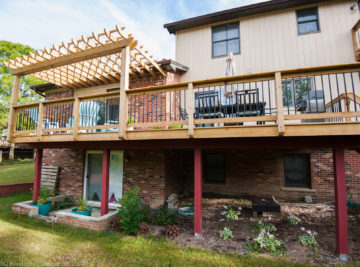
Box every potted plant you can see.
[71,198,92,216]
[32,188,53,216]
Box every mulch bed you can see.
[165,197,360,265]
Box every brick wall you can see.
[123,150,166,208]
[0,182,33,196]
[179,149,360,203]
[45,89,74,101]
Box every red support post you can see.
[101,149,110,216]
[333,147,348,258]
[194,148,202,237]
[32,149,43,203]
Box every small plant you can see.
[117,186,148,235]
[255,219,277,233]
[37,188,54,205]
[139,222,151,235]
[164,225,180,238]
[127,116,137,123]
[219,226,234,240]
[221,205,241,221]
[253,230,285,256]
[76,198,89,212]
[299,231,318,255]
[153,203,177,226]
[51,197,74,211]
[287,214,301,225]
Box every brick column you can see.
[101,149,110,216]
[194,148,202,237]
[333,147,348,258]
[32,149,43,203]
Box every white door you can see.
[84,150,124,203]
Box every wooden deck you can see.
[9,63,360,144]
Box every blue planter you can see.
[32,201,52,216]
[71,206,92,216]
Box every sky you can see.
[0,0,268,60]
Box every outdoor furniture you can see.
[179,107,188,120]
[195,91,224,127]
[235,89,266,125]
[252,195,281,217]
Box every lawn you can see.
[0,160,34,185]
[0,193,313,267]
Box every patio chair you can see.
[235,89,261,117]
[195,91,224,127]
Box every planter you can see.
[32,201,52,216]
[71,206,93,216]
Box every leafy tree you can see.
[0,40,45,135]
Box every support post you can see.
[101,149,110,216]
[9,143,15,160]
[333,147,348,259]
[275,72,285,135]
[119,45,130,140]
[73,97,80,140]
[186,83,194,138]
[37,103,44,141]
[32,149,43,203]
[7,75,21,142]
[194,148,202,236]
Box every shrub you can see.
[221,205,241,221]
[219,226,234,240]
[117,186,148,235]
[299,232,318,255]
[153,203,177,226]
[253,230,285,256]
[256,219,277,233]
[287,214,301,225]
[51,197,74,211]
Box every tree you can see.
[0,40,45,135]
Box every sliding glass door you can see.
[84,150,124,203]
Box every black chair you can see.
[179,107,188,120]
[195,91,224,119]
[235,89,261,117]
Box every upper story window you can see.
[212,22,240,58]
[296,7,320,35]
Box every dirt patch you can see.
[161,198,360,265]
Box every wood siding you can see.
[176,0,359,82]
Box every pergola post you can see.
[7,75,21,142]
[32,149,43,203]
[333,147,349,259]
[119,45,130,140]
[101,149,110,216]
[194,148,202,237]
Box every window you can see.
[212,22,240,57]
[204,153,225,184]
[284,154,311,188]
[296,7,320,34]
[282,78,313,107]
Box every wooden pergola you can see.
[3,25,166,89]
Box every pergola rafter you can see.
[3,25,167,89]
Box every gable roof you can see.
[164,0,332,34]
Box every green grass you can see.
[0,193,316,267]
[0,160,34,185]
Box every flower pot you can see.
[71,206,93,216]
[32,201,52,216]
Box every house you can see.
[4,0,360,258]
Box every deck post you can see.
[194,147,202,237]
[186,83,194,137]
[7,75,21,142]
[275,72,285,135]
[119,45,130,140]
[101,149,110,216]
[333,147,348,259]
[32,148,43,203]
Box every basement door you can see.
[83,150,124,204]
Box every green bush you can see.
[287,214,301,225]
[153,203,177,226]
[117,186,148,235]
[36,188,55,205]
[219,226,234,240]
[299,232,318,255]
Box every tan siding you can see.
[176,0,359,82]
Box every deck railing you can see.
[10,63,360,141]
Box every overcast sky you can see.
[0,0,268,60]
